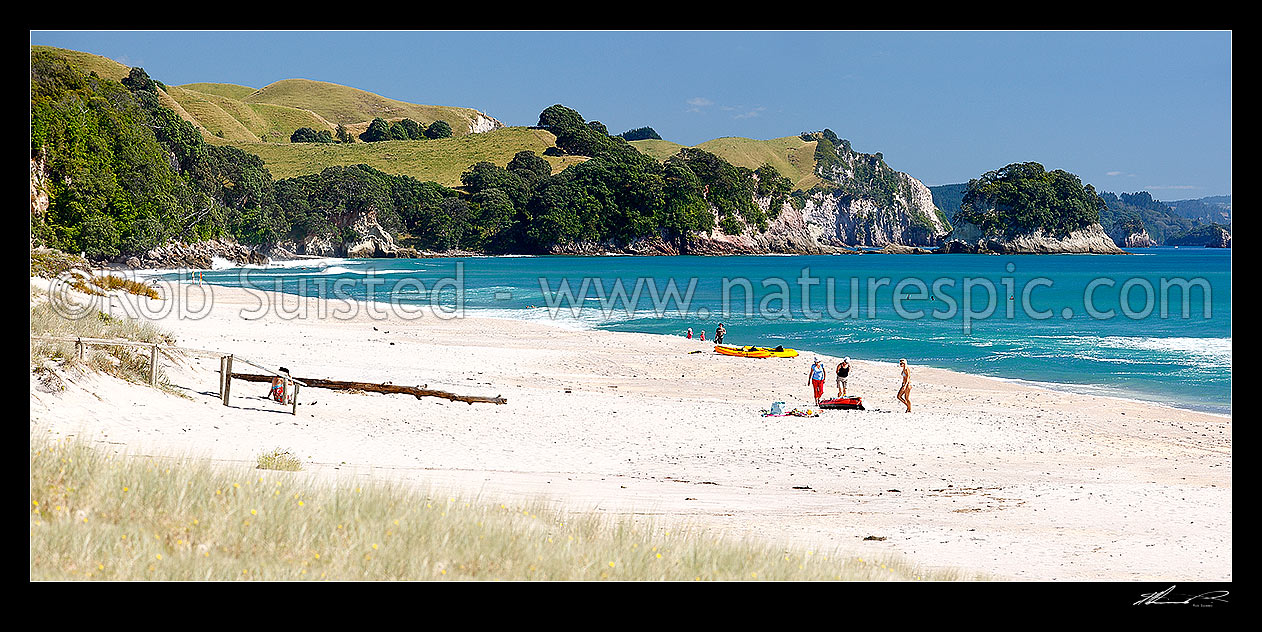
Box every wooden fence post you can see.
[222,355,233,406]
[76,338,84,360]
[149,344,159,388]
[291,383,299,416]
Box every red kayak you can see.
[819,396,864,410]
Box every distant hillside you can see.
[929,183,968,219]
[629,138,686,161]
[632,136,823,191]
[1165,195,1232,224]
[31,46,956,260]
[213,126,586,186]
[31,46,503,147]
[31,46,214,138]
[1097,191,1198,245]
[241,78,500,134]
[1168,223,1231,247]
[178,82,257,99]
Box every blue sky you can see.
[30,30,1231,199]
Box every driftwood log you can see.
[229,372,507,405]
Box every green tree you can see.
[396,118,425,140]
[537,104,584,130]
[335,124,354,143]
[618,126,662,141]
[290,127,334,143]
[470,188,517,250]
[507,150,552,181]
[388,121,410,141]
[120,67,157,94]
[424,120,453,139]
[360,118,391,142]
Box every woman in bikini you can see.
[896,358,912,412]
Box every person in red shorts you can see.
[808,356,827,405]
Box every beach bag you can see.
[770,401,785,415]
[270,378,287,403]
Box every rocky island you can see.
[939,162,1125,254]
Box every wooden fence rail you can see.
[229,372,506,405]
[30,335,506,412]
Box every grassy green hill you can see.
[32,46,854,195]
[31,45,128,80]
[213,126,587,186]
[632,136,824,191]
[31,46,215,138]
[178,82,258,100]
[33,46,497,141]
[241,78,491,133]
[628,138,686,161]
[168,84,335,142]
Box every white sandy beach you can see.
[29,277,1232,581]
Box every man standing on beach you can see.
[715,323,726,344]
[896,359,912,412]
[836,357,851,398]
[808,357,827,405]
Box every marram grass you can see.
[29,433,979,581]
[256,448,303,472]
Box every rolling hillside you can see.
[632,136,824,191]
[211,126,587,186]
[238,78,499,133]
[32,46,502,148]
[178,82,257,100]
[31,46,216,138]
[32,45,919,201]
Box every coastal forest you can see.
[32,45,1222,261]
[30,48,792,259]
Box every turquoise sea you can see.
[164,248,1232,414]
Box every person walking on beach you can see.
[686,327,693,339]
[715,323,726,344]
[808,357,827,405]
[700,330,705,342]
[836,357,851,398]
[896,358,912,412]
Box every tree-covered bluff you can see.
[28,51,975,264]
[941,162,1123,253]
[28,54,803,262]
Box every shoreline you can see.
[30,277,1232,581]
[121,257,1233,417]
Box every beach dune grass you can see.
[29,434,974,581]
[30,291,175,390]
[256,448,303,472]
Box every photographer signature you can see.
[1134,585,1229,606]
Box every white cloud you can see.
[685,97,714,113]
[1106,171,1123,176]
[732,106,766,120]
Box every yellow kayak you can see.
[714,345,771,358]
